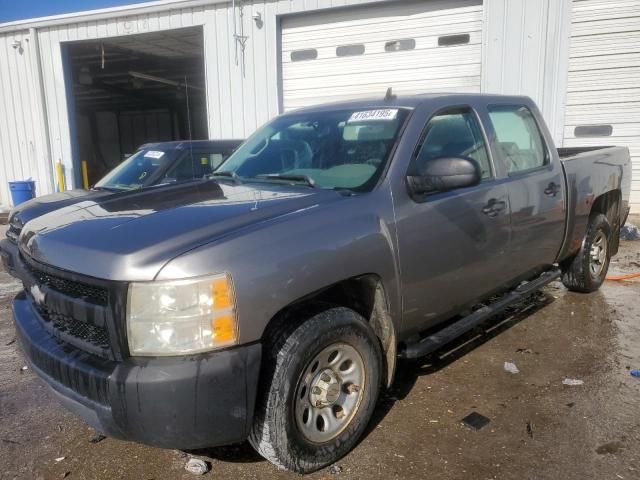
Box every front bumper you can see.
[0,238,21,280]
[13,291,262,449]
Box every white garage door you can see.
[280,0,483,111]
[563,0,640,210]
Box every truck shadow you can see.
[365,289,555,439]
[187,290,555,465]
[187,442,264,464]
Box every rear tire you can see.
[249,306,382,473]
[561,213,611,292]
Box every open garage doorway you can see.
[65,26,207,186]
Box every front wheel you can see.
[249,306,382,473]
[562,213,611,292]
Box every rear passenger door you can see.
[485,104,566,280]
[395,106,511,336]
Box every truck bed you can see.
[557,145,631,262]
[557,146,614,159]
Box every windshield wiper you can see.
[254,174,316,188]
[92,186,125,192]
[209,171,242,184]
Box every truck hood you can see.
[9,189,112,228]
[19,179,344,281]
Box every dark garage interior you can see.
[66,26,207,185]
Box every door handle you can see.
[482,198,506,217]
[544,182,561,197]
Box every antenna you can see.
[384,87,396,101]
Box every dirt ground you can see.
[1,222,640,480]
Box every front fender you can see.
[157,189,401,344]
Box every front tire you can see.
[249,306,382,473]
[562,213,611,292]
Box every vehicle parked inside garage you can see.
[9,93,630,473]
[0,139,240,278]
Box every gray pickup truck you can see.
[8,94,630,473]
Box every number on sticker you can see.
[348,109,399,123]
[144,151,165,159]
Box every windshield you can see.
[219,108,409,191]
[95,145,236,191]
[95,148,179,190]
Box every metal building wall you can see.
[0,29,51,208]
[35,5,211,191]
[563,0,640,209]
[205,0,572,142]
[482,0,572,145]
[0,0,572,208]
[24,0,386,198]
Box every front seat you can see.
[278,139,313,170]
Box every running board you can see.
[398,268,562,360]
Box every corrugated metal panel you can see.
[281,0,482,110]
[0,30,50,208]
[202,0,391,137]
[564,0,640,209]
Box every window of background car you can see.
[218,108,410,191]
[410,107,492,179]
[163,149,235,182]
[488,105,547,174]
[95,148,176,190]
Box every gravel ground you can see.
[1,221,639,480]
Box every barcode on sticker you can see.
[348,109,399,123]
[144,150,165,159]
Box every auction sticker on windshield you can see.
[144,150,165,159]
[348,109,398,123]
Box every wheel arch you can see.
[260,274,397,388]
[590,189,622,255]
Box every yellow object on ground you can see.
[56,161,65,192]
[81,160,89,189]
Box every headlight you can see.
[127,273,238,356]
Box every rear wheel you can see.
[249,306,382,473]
[562,213,611,292]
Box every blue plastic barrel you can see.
[9,180,36,206]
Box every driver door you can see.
[395,106,511,336]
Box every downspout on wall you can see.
[29,27,55,192]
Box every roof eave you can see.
[0,0,226,34]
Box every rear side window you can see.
[411,107,492,179]
[488,105,547,174]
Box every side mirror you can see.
[407,157,482,195]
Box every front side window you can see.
[410,107,492,179]
[219,108,409,191]
[488,105,547,174]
